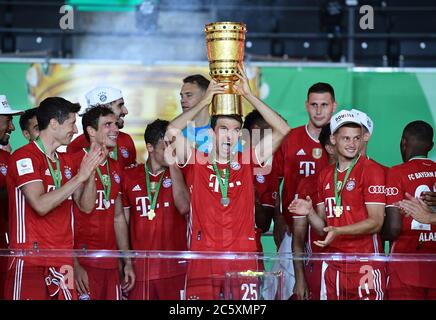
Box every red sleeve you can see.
[125,133,137,167]
[259,170,279,207]
[363,162,386,204]
[385,166,402,207]
[67,134,87,154]
[272,143,284,179]
[11,149,43,188]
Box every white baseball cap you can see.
[0,95,25,116]
[330,109,362,134]
[85,87,123,108]
[351,108,374,135]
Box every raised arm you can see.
[168,164,190,216]
[233,63,290,164]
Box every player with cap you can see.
[381,120,436,299]
[0,95,24,299]
[67,86,137,169]
[289,109,386,300]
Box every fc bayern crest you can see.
[230,161,241,171]
[0,166,7,176]
[346,180,356,191]
[120,147,129,158]
[312,148,322,159]
[114,173,121,184]
[64,168,72,180]
[256,174,265,184]
[99,93,107,102]
[163,178,172,188]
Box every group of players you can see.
[0,63,435,300]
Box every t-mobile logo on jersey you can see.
[208,173,241,193]
[135,196,169,217]
[95,190,113,210]
[299,161,315,177]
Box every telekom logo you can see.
[299,161,315,177]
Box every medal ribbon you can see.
[36,138,62,189]
[145,163,166,212]
[111,145,118,160]
[86,148,111,205]
[334,156,359,209]
[212,160,230,202]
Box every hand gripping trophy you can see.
[205,21,246,115]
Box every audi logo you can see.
[385,187,399,196]
[368,185,386,194]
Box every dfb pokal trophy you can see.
[205,21,246,115]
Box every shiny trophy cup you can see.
[205,22,246,115]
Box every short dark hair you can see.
[318,123,332,148]
[211,114,243,130]
[82,106,115,142]
[307,82,335,101]
[243,110,267,131]
[183,74,210,91]
[19,107,38,131]
[403,120,434,149]
[144,119,169,147]
[37,97,81,131]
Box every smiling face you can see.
[108,98,128,129]
[55,112,78,146]
[0,115,15,146]
[305,92,336,128]
[92,113,119,148]
[331,125,363,161]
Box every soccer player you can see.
[180,75,211,152]
[289,109,386,300]
[122,119,190,300]
[273,83,336,247]
[4,97,104,300]
[0,95,24,299]
[381,120,436,299]
[167,63,290,300]
[73,106,135,300]
[242,110,278,269]
[67,87,137,169]
[19,107,39,141]
[291,123,336,300]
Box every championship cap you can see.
[85,87,123,108]
[351,108,374,135]
[0,95,25,116]
[330,109,361,134]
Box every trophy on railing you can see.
[205,21,246,115]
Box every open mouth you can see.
[108,134,118,142]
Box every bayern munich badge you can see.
[64,168,72,180]
[121,147,129,158]
[346,180,356,191]
[256,174,265,184]
[230,162,241,171]
[163,178,172,188]
[114,173,121,184]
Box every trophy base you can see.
[211,93,242,115]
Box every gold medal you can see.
[148,209,155,220]
[334,206,343,218]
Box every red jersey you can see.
[67,131,136,169]
[0,149,9,248]
[7,141,76,266]
[253,162,279,207]
[274,125,329,227]
[293,174,324,254]
[386,157,436,288]
[122,164,187,280]
[317,155,385,255]
[183,149,257,252]
[73,150,122,269]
